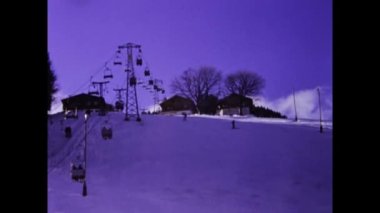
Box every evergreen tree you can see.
[47,53,58,111]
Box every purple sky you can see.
[48,0,332,111]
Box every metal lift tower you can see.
[118,42,143,121]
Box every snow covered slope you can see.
[48,112,332,213]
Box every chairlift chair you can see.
[130,76,137,86]
[114,56,122,65]
[89,84,99,95]
[103,67,113,79]
[71,163,85,182]
[101,126,113,140]
[144,68,150,76]
[114,61,122,65]
[136,48,143,66]
[136,56,143,66]
[115,100,124,111]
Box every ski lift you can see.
[71,163,85,182]
[144,67,150,76]
[130,76,137,86]
[103,67,113,79]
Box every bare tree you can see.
[225,70,265,115]
[225,70,265,97]
[171,66,222,112]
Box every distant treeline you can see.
[251,105,287,119]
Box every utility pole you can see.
[317,88,323,133]
[293,88,298,122]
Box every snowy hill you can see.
[48,112,332,213]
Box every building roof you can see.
[62,93,105,103]
[160,95,193,105]
[218,93,253,108]
[160,95,196,111]
[61,93,106,109]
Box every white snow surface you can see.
[48,112,332,213]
